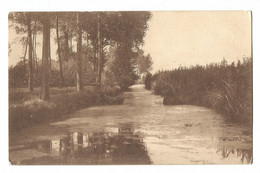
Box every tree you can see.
[56,13,64,87]
[41,14,50,100]
[137,50,153,75]
[9,12,34,91]
[107,12,152,90]
[27,14,33,91]
[76,12,83,91]
[96,12,102,85]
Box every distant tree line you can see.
[9,12,152,99]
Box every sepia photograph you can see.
[8,11,252,165]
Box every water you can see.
[9,84,252,165]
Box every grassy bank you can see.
[145,58,252,123]
[9,85,124,132]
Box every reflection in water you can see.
[216,148,252,164]
[19,123,152,165]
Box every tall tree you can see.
[56,13,64,87]
[41,15,50,100]
[108,12,152,89]
[76,12,83,91]
[96,12,102,85]
[27,13,33,91]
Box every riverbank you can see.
[9,85,124,132]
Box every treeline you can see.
[9,12,152,99]
[145,58,252,122]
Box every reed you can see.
[145,58,252,122]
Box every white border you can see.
[1,0,260,173]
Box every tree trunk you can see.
[64,13,70,59]
[23,40,27,71]
[96,13,102,85]
[33,21,37,71]
[76,12,83,91]
[33,24,39,80]
[27,14,33,91]
[48,30,51,70]
[100,40,104,72]
[70,33,73,53]
[93,46,97,72]
[41,17,50,100]
[56,13,64,87]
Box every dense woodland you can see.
[9,12,153,99]
[145,58,252,122]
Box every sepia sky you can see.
[143,11,251,72]
[9,11,251,73]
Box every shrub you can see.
[144,73,153,90]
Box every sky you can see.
[9,11,251,73]
[142,11,251,72]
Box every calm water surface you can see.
[9,85,252,165]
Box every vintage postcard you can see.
[8,11,252,165]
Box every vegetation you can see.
[145,58,252,122]
[9,85,123,132]
[9,12,152,130]
[9,12,152,93]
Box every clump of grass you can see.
[147,58,252,122]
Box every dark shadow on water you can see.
[13,123,152,165]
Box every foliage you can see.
[108,46,139,90]
[8,57,96,89]
[144,72,153,90]
[9,12,152,91]
[136,50,153,75]
[101,12,152,90]
[149,58,252,122]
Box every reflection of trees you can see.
[216,148,252,164]
[21,123,151,165]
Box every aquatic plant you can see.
[147,58,252,122]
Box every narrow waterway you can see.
[9,84,252,165]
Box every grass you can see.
[145,58,252,123]
[9,86,95,105]
[9,85,124,132]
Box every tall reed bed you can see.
[146,58,252,122]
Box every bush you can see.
[144,73,153,90]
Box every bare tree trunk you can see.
[23,40,27,71]
[33,24,39,81]
[33,21,37,70]
[27,14,33,91]
[100,40,104,73]
[70,33,73,53]
[76,12,83,91]
[64,13,70,59]
[32,32,35,71]
[48,31,51,71]
[96,13,102,85]
[41,17,50,100]
[93,46,97,72]
[56,13,64,87]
